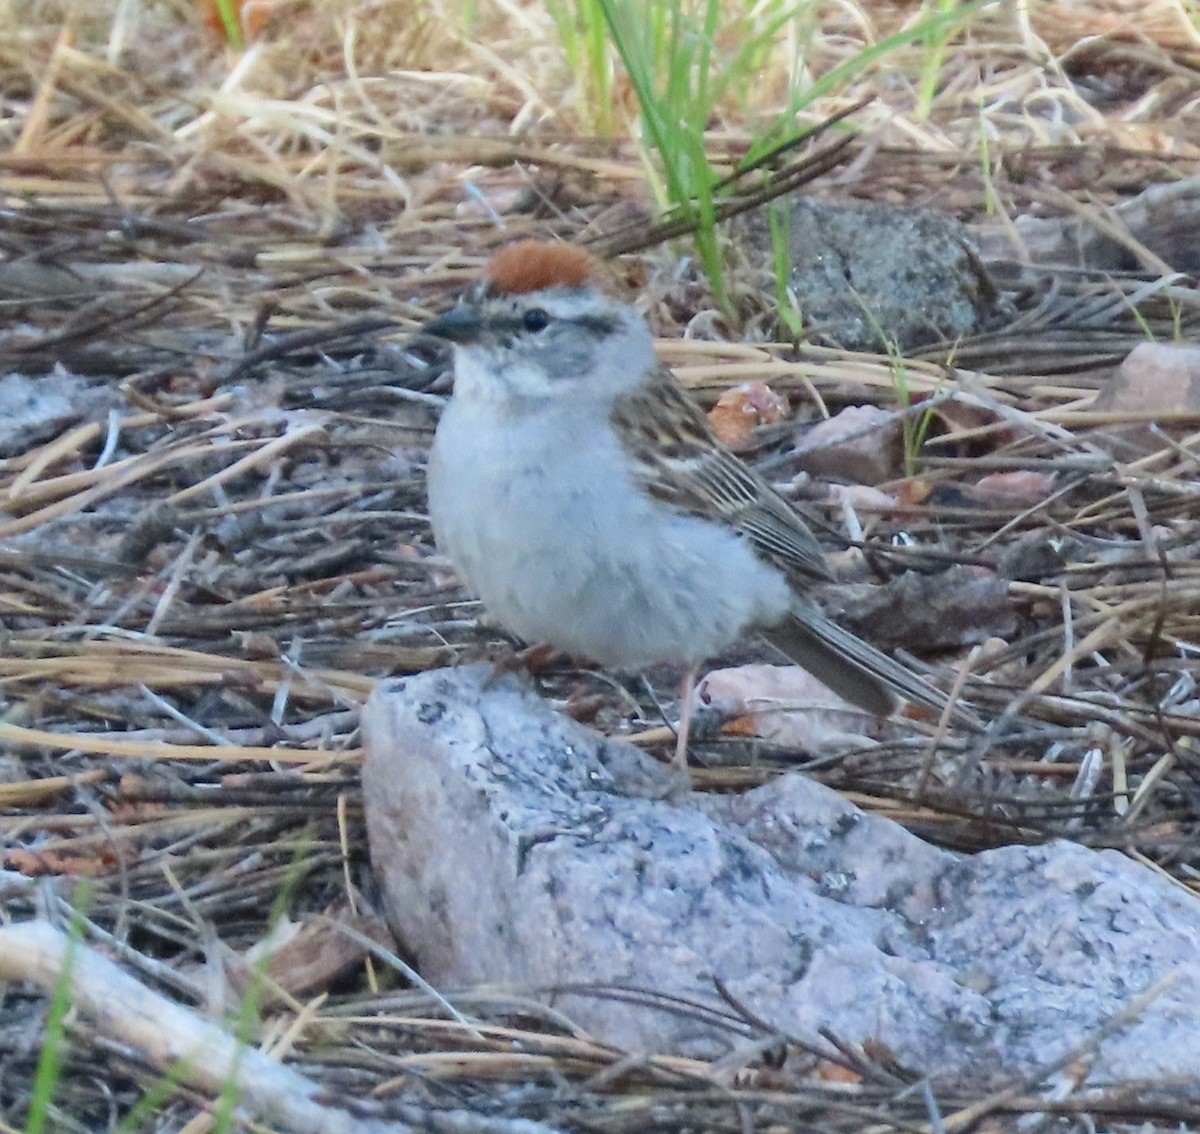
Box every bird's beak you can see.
[422,304,484,343]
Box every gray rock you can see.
[734,198,1000,352]
[0,367,118,457]
[363,667,1200,1083]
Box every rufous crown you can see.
[484,241,595,295]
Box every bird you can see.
[423,240,975,767]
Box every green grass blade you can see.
[212,0,243,49]
[25,891,90,1134]
[749,0,996,166]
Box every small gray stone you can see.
[735,198,1000,352]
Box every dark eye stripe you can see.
[574,315,618,335]
[488,313,617,337]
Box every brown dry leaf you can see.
[968,470,1058,508]
[814,1060,862,1084]
[237,632,282,660]
[1091,342,1200,454]
[719,712,762,738]
[836,565,1016,651]
[707,381,789,450]
[827,483,898,519]
[1094,342,1200,415]
[861,1036,907,1076]
[6,848,115,877]
[107,774,169,821]
[898,701,941,725]
[234,906,392,1002]
[896,478,934,507]
[564,690,607,723]
[793,405,903,485]
[925,394,1013,455]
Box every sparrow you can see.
[423,240,974,766]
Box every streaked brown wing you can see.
[610,365,833,585]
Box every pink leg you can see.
[674,667,698,770]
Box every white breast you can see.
[428,393,792,670]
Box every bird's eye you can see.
[522,308,551,333]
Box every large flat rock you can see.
[363,667,1200,1083]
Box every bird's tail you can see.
[762,605,980,730]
